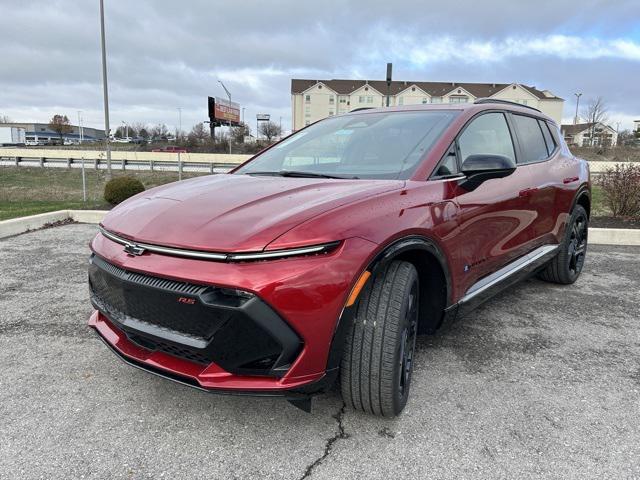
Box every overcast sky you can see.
[0,0,639,134]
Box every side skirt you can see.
[444,244,559,320]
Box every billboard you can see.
[208,96,240,126]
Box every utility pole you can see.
[77,110,83,144]
[386,63,392,107]
[99,0,112,177]
[176,107,182,141]
[121,120,128,139]
[574,93,582,125]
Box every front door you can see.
[446,112,538,295]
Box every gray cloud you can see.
[0,0,639,133]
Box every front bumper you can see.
[88,233,376,393]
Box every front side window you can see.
[512,114,549,163]
[236,110,458,180]
[458,113,516,164]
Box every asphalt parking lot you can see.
[1,224,639,479]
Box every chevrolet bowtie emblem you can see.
[123,242,146,256]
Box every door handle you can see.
[563,176,579,184]
[519,187,538,197]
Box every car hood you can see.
[101,174,404,252]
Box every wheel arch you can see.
[572,184,591,218]
[322,235,453,381]
[367,235,452,334]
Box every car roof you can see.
[342,101,556,124]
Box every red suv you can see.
[89,99,590,416]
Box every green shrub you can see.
[599,164,640,218]
[104,176,145,205]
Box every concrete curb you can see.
[589,227,640,246]
[0,210,106,239]
[1,210,639,246]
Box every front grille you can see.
[89,255,231,341]
[88,254,302,376]
[127,334,211,364]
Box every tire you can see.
[341,260,419,417]
[538,205,589,284]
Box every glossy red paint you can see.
[89,102,590,394]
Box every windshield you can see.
[235,110,457,179]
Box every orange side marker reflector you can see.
[346,271,371,307]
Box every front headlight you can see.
[228,242,340,261]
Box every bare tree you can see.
[617,129,635,146]
[582,97,608,147]
[130,122,148,138]
[230,122,250,144]
[114,126,128,138]
[0,114,11,123]
[258,121,282,143]
[189,123,209,142]
[48,114,73,144]
[150,123,169,140]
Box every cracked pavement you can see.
[1,224,639,479]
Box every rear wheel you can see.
[341,261,419,417]
[539,205,588,284]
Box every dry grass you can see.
[0,166,208,220]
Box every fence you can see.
[0,148,251,174]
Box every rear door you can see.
[444,111,538,294]
[509,113,562,246]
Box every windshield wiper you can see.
[246,170,357,179]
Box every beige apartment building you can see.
[291,79,564,131]
[561,122,618,147]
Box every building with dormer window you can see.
[291,79,564,131]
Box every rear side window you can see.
[538,120,556,155]
[512,114,549,163]
[458,113,515,164]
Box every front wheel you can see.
[539,205,589,284]
[341,260,419,417]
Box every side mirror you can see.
[459,154,516,191]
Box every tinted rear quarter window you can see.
[512,114,549,164]
[538,119,556,155]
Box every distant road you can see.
[0,147,251,173]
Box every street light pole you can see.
[218,80,232,154]
[122,121,128,140]
[77,110,83,144]
[574,93,582,125]
[176,107,182,141]
[99,0,112,177]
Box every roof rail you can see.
[474,98,541,113]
